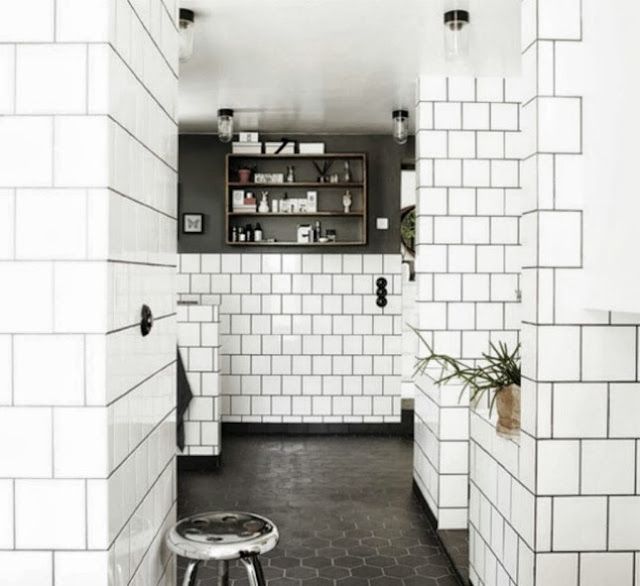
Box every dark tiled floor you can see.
[438,530,468,584]
[177,434,462,585]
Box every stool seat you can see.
[167,511,279,586]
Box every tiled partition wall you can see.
[0,1,179,585]
[469,1,640,585]
[413,76,522,530]
[178,253,403,422]
[178,304,221,455]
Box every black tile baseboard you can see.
[222,409,414,438]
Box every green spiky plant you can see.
[411,326,521,414]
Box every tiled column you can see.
[504,0,640,585]
[413,76,521,530]
[0,1,178,584]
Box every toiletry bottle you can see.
[254,223,263,242]
[271,198,279,213]
[238,227,246,242]
[314,220,321,242]
[245,224,253,242]
[231,226,238,242]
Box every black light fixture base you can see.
[444,9,470,24]
[392,109,409,119]
[218,108,234,117]
[179,8,195,23]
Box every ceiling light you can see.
[392,110,409,145]
[218,109,235,143]
[179,9,195,63]
[444,10,470,61]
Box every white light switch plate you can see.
[376,217,389,230]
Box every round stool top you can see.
[166,511,279,561]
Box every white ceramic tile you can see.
[54,262,108,332]
[56,0,111,41]
[581,440,636,495]
[54,116,109,187]
[538,97,581,154]
[609,497,640,550]
[582,326,637,381]
[537,440,580,495]
[14,335,84,405]
[538,0,581,40]
[538,211,582,267]
[580,553,633,586]
[537,327,581,381]
[0,117,53,187]
[552,383,608,438]
[536,554,578,586]
[16,45,87,114]
[610,384,640,437]
[552,497,607,551]
[0,0,54,42]
[15,480,85,548]
[15,189,87,259]
[54,551,110,586]
[0,552,52,586]
[54,408,108,477]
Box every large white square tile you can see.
[0,552,52,586]
[538,97,581,154]
[581,440,635,495]
[538,0,581,40]
[15,189,87,259]
[580,553,633,586]
[0,117,53,187]
[54,262,108,332]
[610,384,640,437]
[552,383,608,437]
[538,211,582,267]
[609,497,640,550]
[537,327,581,381]
[535,554,578,586]
[0,0,54,41]
[537,440,580,495]
[14,335,84,405]
[15,479,85,548]
[56,0,111,41]
[54,408,108,477]
[54,551,110,586]
[0,262,53,332]
[16,45,87,114]
[582,326,637,381]
[54,116,110,187]
[552,497,607,551]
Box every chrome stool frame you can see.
[166,511,279,586]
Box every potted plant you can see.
[412,328,521,436]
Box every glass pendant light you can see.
[444,10,470,61]
[392,110,409,145]
[217,109,234,143]
[179,9,195,63]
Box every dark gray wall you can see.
[178,134,415,254]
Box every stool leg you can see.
[217,559,229,586]
[182,560,201,586]
[240,555,266,586]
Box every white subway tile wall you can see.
[414,75,522,531]
[178,254,403,422]
[0,0,178,585]
[178,304,221,455]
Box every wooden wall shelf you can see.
[225,153,368,247]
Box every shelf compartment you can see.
[226,241,365,246]
[228,182,364,188]
[228,211,364,217]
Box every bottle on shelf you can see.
[254,223,263,242]
[231,225,238,242]
[314,220,322,242]
[238,226,246,242]
[245,224,253,242]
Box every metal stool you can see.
[166,511,279,586]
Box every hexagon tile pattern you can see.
[177,435,462,586]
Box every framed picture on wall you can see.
[183,213,204,234]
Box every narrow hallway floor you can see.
[177,434,462,586]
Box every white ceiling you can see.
[178,0,521,134]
